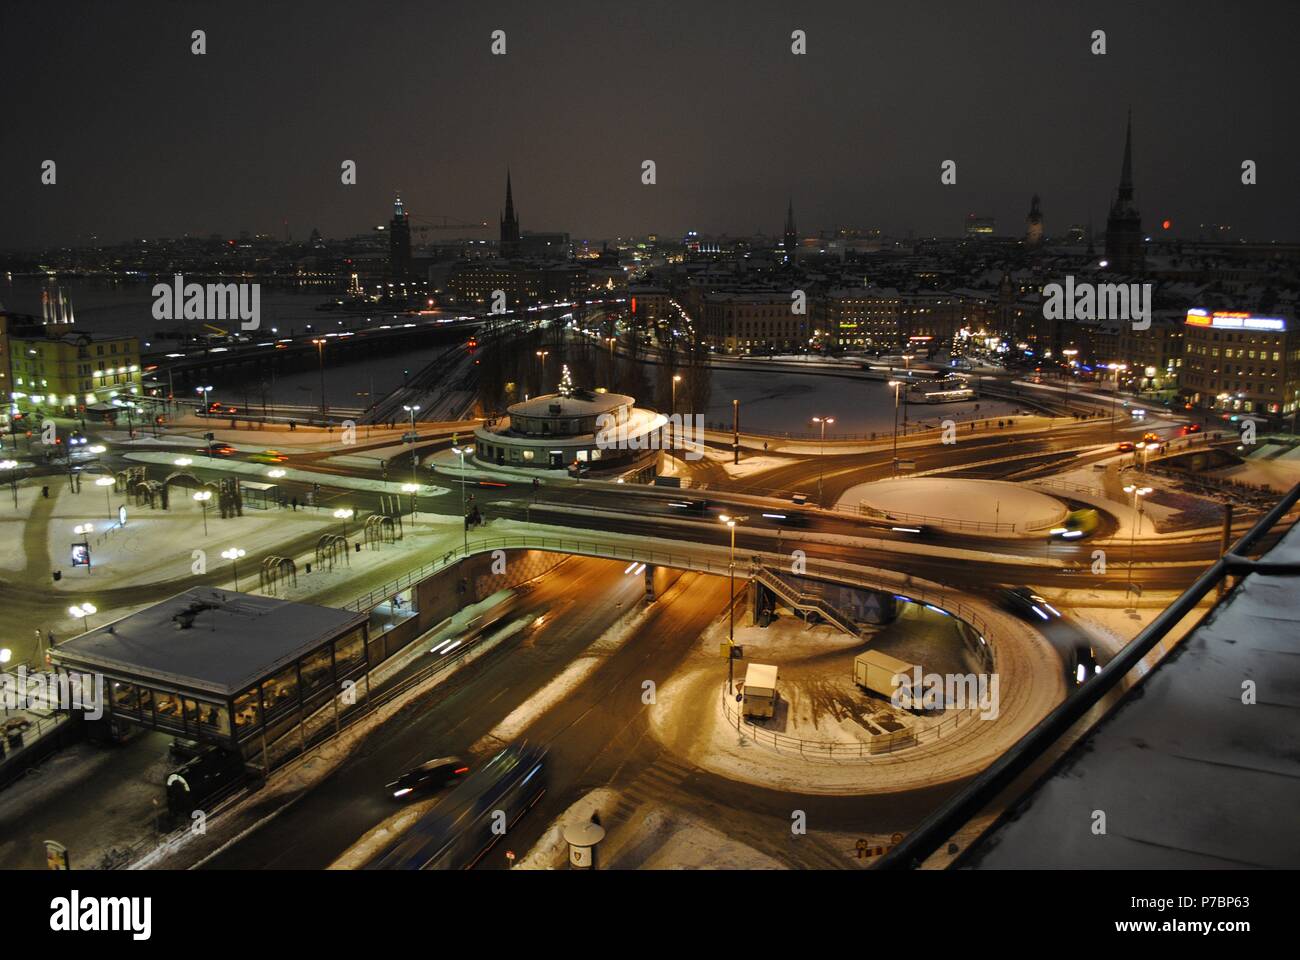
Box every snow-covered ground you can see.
[122,450,450,497]
[837,477,1067,534]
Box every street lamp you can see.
[196,385,213,413]
[719,513,748,695]
[1123,484,1152,600]
[887,380,902,476]
[535,350,549,391]
[452,446,470,552]
[333,507,354,539]
[403,404,421,486]
[402,482,419,519]
[68,602,97,634]
[1107,363,1128,440]
[312,339,328,417]
[95,475,116,518]
[811,415,834,505]
[0,459,18,509]
[221,547,246,590]
[193,489,212,536]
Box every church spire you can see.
[500,168,520,255]
[1117,109,1134,202]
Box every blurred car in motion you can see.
[1180,423,1202,435]
[197,443,236,457]
[1116,441,1135,452]
[1072,644,1101,686]
[1051,508,1099,539]
[249,449,288,464]
[387,757,469,800]
[369,744,547,869]
[1000,586,1061,622]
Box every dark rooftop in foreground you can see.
[52,588,366,697]
[962,518,1300,868]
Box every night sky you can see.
[3,0,1298,248]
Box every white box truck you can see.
[742,663,779,719]
[854,650,921,710]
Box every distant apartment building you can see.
[823,288,903,349]
[1178,309,1300,420]
[445,260,585,311]
[699,291,808,354]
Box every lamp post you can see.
[1108,362,1128,440]
[811,415,834,505]
[669,374,682,453]
[196,385,213,414]
[333,507,354,540]
[312,339,327,418]
[193,490,211,535]
[888,380,902,476]
[719,514,747,696]
[535,350,549,392]
[1123,484,1152,600]
[0,459,17,509]
[606,336,618,384]
[402,482,419,520]
[96,475,115,518]
[452,446,470,552]
[221,547,246,590]
[68,602,96,634]
[902,353,913,435]
[403,404,420,485]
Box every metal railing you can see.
[877,482,1300,870]
[721,685,980,759]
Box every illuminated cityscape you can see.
[0,0,1293,942]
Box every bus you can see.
[368,744,547,870]
[920,387,976,403]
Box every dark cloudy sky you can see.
[3,0,1298,248]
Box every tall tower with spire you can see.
[389,192,411,280]
[500,170,521,258]
[1025,194,1044,247]
[783,199,798,265]
[1104,112,1144,273]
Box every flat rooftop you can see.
[52,588,367,698]
[963,519,1300,868]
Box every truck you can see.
[741,663,779,719]
[854,650,921,710]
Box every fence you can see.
[720,684,980,759]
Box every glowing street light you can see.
[452,446,471,552]
[267,468,286,479]
[1123,484,1153,600]
[0,459,18,509]
[719,513,748,695]
[68,602,97,633]
[811,415,835,505]
[95,475,116,517]
[193,489,212,535]
[221,547,246,590]
[888,380,903,476]
[402,482,419,519]
[333,507,354,539]
[174,457,192,467]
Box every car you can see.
[1181,423,1202,435]
[1071,644,1101,686]
[667,499,708,514]
[249,449,288,464]
[1000,586,1062,622]
[1116,441,1135,452]
[197,443,236,457]
[386,756,470,799]
[762,510,810,527]
[1140,432,1161,445]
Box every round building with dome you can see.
[472,366,665,472]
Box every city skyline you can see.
[3,0,1299,248]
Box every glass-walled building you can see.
[50,588,369,773]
